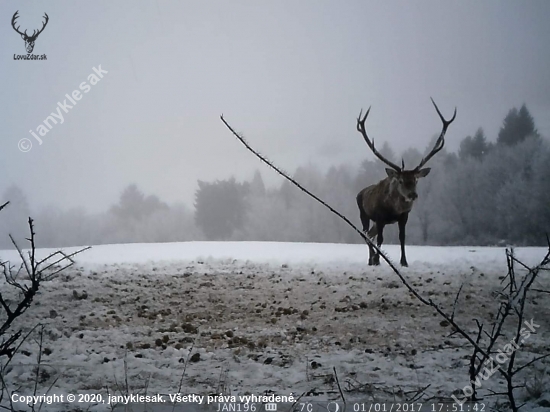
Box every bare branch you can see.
[333,367,346,404]
[9,234,31,278]
[451,283,464,321]
[514,353,550,375]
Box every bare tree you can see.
[0,217,89,358]
[450,247,550,410]
[0,205,90,408]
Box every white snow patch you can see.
[1,242,548,411]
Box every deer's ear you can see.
[416,168,431,178]
[385,168,399,178]
[21,34,25,40]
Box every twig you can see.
[0,372,15,412]
[333,367,345,404]
[32,325,45,412]
[406,384,431,402]
[3,324,41,369]
[288,392,305,412]
[451,284,463,321]
[467,320,484,401]
[514,353,550,374]
[9,233,31,280]
[38,375,60,412]
[172,334,198,412]
[38,246,91,276]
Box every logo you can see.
[11,10,49,54]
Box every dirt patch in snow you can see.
[3,257,549,411]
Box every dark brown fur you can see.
[357,168,430,267]
[355,98,456,266]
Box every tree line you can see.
[195,103,549,246]
[0,103,547,248]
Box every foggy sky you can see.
[1,1,550,213]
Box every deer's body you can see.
[356,171,424,266]
[357,177,415,224]
[355,99,456,266]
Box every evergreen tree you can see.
[250,170,266,196]
[497,104,538,146]
[194,178,249,240]
[111,184,168,221]
[459,128,489,160]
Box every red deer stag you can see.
[356,98,456,266]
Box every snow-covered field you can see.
[2,242,549,411]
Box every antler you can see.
[357,107,402,172]
[414,98,457,170]
[30,13,49,39]
[11,11,25,36]
[11,11,49,39]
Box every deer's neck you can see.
[384,178,414,215]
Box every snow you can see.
[1,242,549,411]
[0,241,545,268]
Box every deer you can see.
[356,98,456,267]
[11,11,49,54]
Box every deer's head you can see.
[384,167,430,203]
[12,11,49,54]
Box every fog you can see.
[1,1,550,246]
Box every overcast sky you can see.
[1,1,549,212]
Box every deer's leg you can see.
[357,198,375,265]
[398,213,409,267]
[357,197,369,233]
[367,223,376,266]
[366,222,378,266]
[362,218,375,266]
[374,222,384,265]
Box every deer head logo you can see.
[11,11,49,54]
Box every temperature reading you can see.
[299,403,314,412]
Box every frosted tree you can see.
[459,128,490,160]
[497,104,539,146]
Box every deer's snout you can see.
[410,192,418,200]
